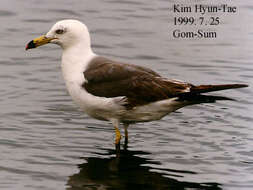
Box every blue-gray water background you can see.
[0,0,252,189]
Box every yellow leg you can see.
[111,119,122,146]
[115,126,121,145]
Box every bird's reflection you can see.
[67,146,222,190]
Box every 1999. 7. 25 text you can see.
[174,17,220,26]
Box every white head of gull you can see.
[26,19,248,147]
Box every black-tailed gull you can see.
[26,19,248,147]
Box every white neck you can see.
[61,43,96,85]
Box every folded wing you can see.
[82,56,248,109]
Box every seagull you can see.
[26,19,248,146]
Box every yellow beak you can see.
[25,35,55,50]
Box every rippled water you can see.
[0,0,253,189]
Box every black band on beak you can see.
[26,40,36,50]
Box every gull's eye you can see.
[55,29,64,34]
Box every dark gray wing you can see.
[82,56,193,108]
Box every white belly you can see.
[119,98,185,123]
[65,81,125,121]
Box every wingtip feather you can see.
[191,83,248,94]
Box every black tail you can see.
[177,83,248,104]
[178,94,234,104]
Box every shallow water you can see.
[0,0,253,189]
